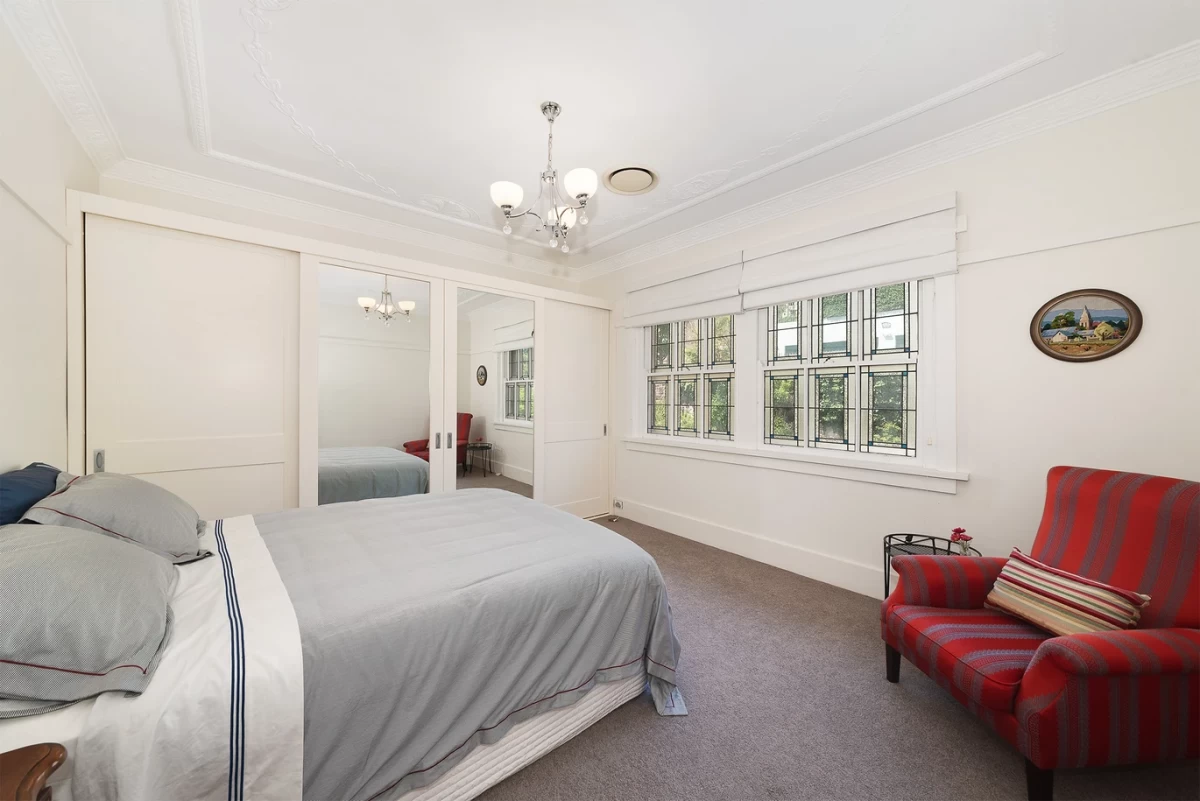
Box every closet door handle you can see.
[435,432,442,449]
[447,432,453,449]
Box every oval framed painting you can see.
[476,365,488,386]
[1030,289,1142,362]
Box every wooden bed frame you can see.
[0,744,65,801]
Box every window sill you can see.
[494,421,534,433]
[621,436,968,494]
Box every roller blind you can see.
[619,194,958,325]
[620,257,743,328]
[492,318,534,352]
[739,194,957,310]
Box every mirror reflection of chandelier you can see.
[357,275,416,325]
[488,101,597,254]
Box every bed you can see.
[318,446,430,504]
[0,489,684,801]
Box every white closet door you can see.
[539,300,609,517]
[85,215,299,519]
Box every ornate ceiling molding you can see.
[572,38,1200,280]
[168,0,210,153]
[0,0,123,171]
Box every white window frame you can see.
[626,275,964,494]
[500,346,534,427]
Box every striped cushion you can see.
[986,549,1150,636]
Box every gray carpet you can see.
[457,471,533,498]
[479,518,1199,801]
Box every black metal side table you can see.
[465,442,493,477]
[883,533,981,597]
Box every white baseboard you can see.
[619,499,884,599]
[492,461,532,485]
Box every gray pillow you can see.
[21,472,210,564]
[0,525,177,717]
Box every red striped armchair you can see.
[881,466,1199,800]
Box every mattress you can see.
[317,446,429,504]
[396,671,646,801]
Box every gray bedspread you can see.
[317,446,429,505]
[256,489,684,801]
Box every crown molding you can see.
[168,0,210,153]
[571,38,1200,281]
[102,159,569,280]
[0,0,123,171]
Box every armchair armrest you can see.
[884,554,1008,614]
[1015,629,1200,769]
[0,743,66,801]
[402,439,429,452]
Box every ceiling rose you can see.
[489,102,597,255]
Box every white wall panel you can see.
[85,215,300,516]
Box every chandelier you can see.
[357,275,415,326]
[489,101,598,254]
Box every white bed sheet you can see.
[0,698,94,801]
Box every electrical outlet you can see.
[612,499,624,510]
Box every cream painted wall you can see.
[458,296,536,484]
[586,83,1200,599]
[318,303,431,450]
[0,23,98,470]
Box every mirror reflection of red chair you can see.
[403,413,473,473]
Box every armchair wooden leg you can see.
[885,644,900,683]
[1024,759,1053,801]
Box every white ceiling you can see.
[8,1,1200,279]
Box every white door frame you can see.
[300,254,448,505]
[444,280,543,500]
[65,191,611,477]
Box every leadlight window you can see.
[808,367,854,451]
[675,377,699,436]
[764,369,802,444]
[503,347,534,422]
[708,314,735,367]
[767,302,802,364]
[760,281,920,457]
[860,363,917,456]
[645,316,736,438]
[863,283,919,358]
[679,319,702,368]
[704,373,734,440]
[648,377,671,432]
[651,323,673,371]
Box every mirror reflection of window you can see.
[457,290,535,498]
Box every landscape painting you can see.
[1030,289,1141,362]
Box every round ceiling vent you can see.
[603,167,658,195]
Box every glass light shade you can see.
[552,205,577,229]
[489,181,524,209]
[564,168,598,199]
[397,300,417,313]
[357,297,376,311]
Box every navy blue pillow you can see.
[0,463,61,525]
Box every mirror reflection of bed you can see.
[317,265,432,504]
[456,289,535,498]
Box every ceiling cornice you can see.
[0,0,123,171]
[570,38,1200,281]
[103,159,572,281]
